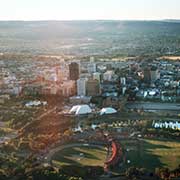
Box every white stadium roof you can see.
[69,105,92,115]
[100,107,117,115]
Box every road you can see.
[37,106,57,120]
[20,106,57,133]
[126,102,180,111]
[1,106,57,143]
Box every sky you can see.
[0,0,179,21]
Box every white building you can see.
[87,63,96,74]
[100,107,117,115]
[122,87,127,95]
[90,56,95,62]
[103,71,114,81]
[93,72,101,82]
[120,77,126,86]
[69,104,92,115]
[77,78,88,96]
[13,86,22,95]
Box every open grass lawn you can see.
[124,138,180,171]
[51,146,107,167]
[51,139,180,172]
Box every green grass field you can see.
[51,146,107,167]
[51,139,180,172]
[124,138,180,171]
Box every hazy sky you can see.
[0,0,179,20]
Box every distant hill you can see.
[163,19,180,23]
[0,20,180,56]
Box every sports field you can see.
[50,139,180,171]
[51,145,107,167]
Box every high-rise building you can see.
[87,63,96,74]
[61,80,76,97]
[86,79,100,96]
[143,67,151,84]
[120,77,126,86]
[77,78,88,96]
[150,66,160,83]
[69,62,80,81]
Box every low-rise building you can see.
[103,71,114,81]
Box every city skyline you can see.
[0,0,179,21]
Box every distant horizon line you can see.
[0,19,180,22]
